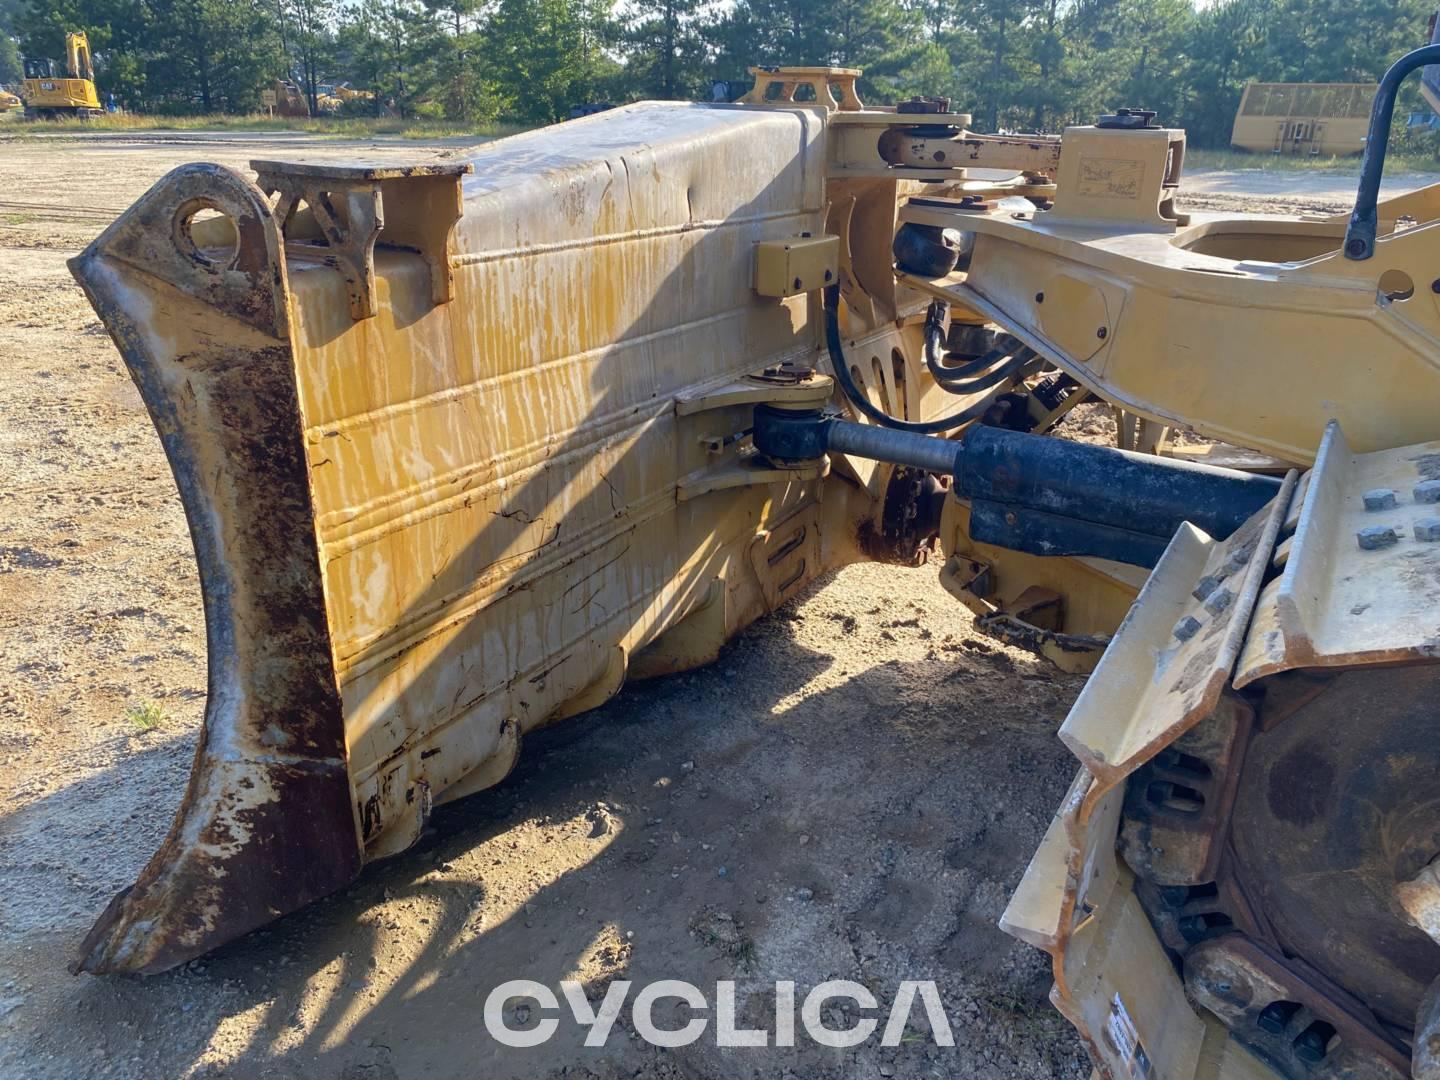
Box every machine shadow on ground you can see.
[4,565,1089,1079]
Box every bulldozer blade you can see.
[67,107,896,972]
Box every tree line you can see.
[0,0,1433,145]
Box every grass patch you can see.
[0,212,36,225]
[1187,146,1440,174]
[971,977,1072,1044]
[0,111,522,141]
[124,700,167,733]
[688,907,758,971]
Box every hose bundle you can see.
[823,286,1032,433]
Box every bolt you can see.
[1362,487,1398,511]
[1416,518,1440,542]
[1357,525,1399,550]
[1346,237,1368,258]
[1222,546,1251,573]
[1004,511,1017,526]
[1203,587,1234,617]
[1034,291,1045,303]
[1173,615,1202,642]
[1176,914,1211,943]
[1432,278,1440,294]
[1415,479,1440,504]
[1192,574,1221,601]
[1097,326,1108,340]
[1257,1001,1300,1035]
[1293,1022,1333,1063]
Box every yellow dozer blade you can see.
[68,107,911,973]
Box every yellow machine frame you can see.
[65,56,1440,1080]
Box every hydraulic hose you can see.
[928,343,1018,386]
[922,301,1018,386]
[824,286,1024,433]
[933,350,1035,396]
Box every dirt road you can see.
[0,131,1385,1079]
[1183,165,1427,204]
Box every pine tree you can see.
[622,0,706,99]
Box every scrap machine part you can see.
[858,464,947,566]
[1004,425,1440,1080]
[69,163,360,974]
[1125,665,1440,1077]
[1185,935,1410,1077]
[62,53,1440,1080]
[1227,664,1440,1032]
[67,103,912,973]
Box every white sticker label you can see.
[1106,993,1153,1078]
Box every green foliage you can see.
[6,0,1438,148]
[124,700,166,733]
[0,34,19,84]
[623,0,707,99]
[483,0,620,123]
[280,0,341,116]
[0,0,20,81]
[1178,0,1434,146]
[9,108,517,136]
[142,0,282,111]
[1185,145,1440,173]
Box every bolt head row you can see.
[1363,481,1440,511]
[1356,482,1440,548]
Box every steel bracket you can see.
[252,159,473,320]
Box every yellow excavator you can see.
[21,31,102,119]
[62,38,1440,1080]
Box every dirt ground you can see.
[0,131,1384,1079]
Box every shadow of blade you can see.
[3,562,1092,1077]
